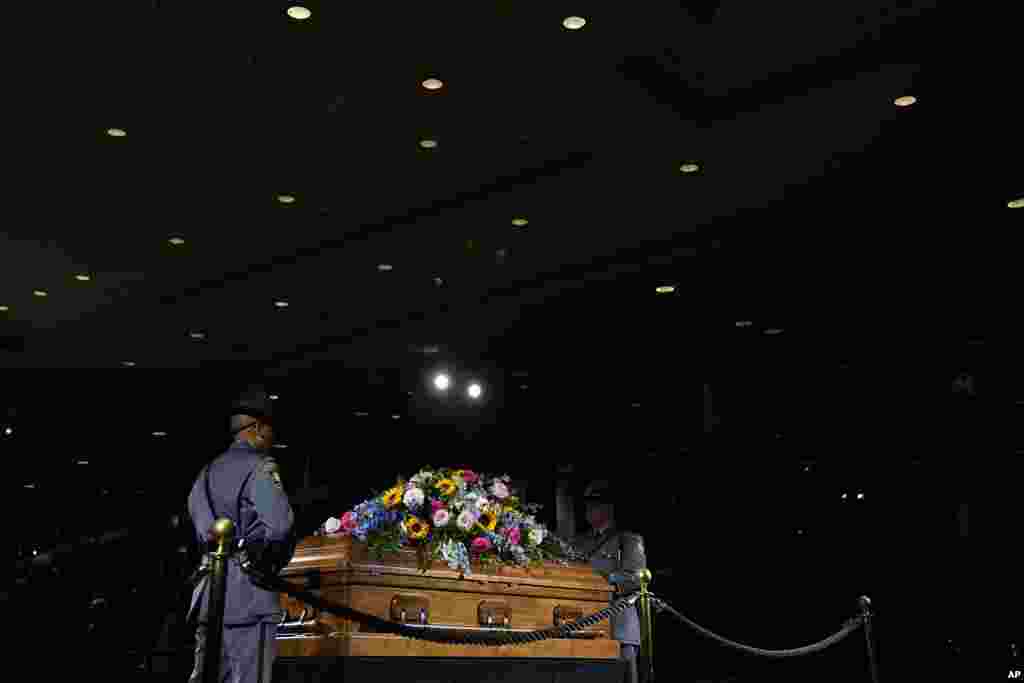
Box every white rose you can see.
[490,481,510,499]
[403,487,425,509]
[433,509,451,527]
[456,510,476,531]
[323,517,342,534]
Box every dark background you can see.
[1,1,1012,681]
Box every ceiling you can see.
[0,2,1010,545]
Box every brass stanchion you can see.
[636,569,655,683]
[203,518,235,683]
[858,596,880,683]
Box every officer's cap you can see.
[231,386,274,422]
[583,479,616,505]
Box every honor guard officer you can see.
[572,479,647,683]
[186,389,297,683]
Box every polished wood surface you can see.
[276,534,619,658]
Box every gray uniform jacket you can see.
[571,527,646,645]
[187,441,296,626]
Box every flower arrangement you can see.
[319,466,577,575]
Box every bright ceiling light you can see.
[764,328,784,335]
[433,277,444,286]
[679,163,700,173]
[0,305,9,312]
[75,274,91,282]
[354,411,369,417]
[121,361,136,367]
[269,394,279,400]
[189,332,205,340]
[894,95,916,107]
[433,373,451,391]
[655,285,675,294]
[273,443,288,448]
[419,139,438,149]
[377,263,393,271]
[276,194,296,204]
[735,320,752,327]
[562,16,587,30]
[152,431,168,437]
[77,460,89,465]
[286,6,311,20]
[392,414,401,420]
[274,300,289,308]
[33,290,48,297]
[422,78,443,91]
[168,237,186,246]
[1008,198,1024,209]
[511,217,528,227]
[106,128,127,137]
[467,382,483,399]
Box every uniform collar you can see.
[229,440,265,454]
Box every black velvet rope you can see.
[648,595,864,658]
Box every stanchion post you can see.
[858,595,880,683]
[203,518,235,683]
[637,569,655,683]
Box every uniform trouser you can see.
[621,643,639,683]
[189,621,276,683]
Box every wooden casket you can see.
[275,534,620,659]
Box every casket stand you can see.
[272,534,626,683]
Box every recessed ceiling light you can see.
[419,139,438,149]
[422,78,443,91]
[354,411,369,417]
[106,128,127,137]
[735,320,752,327]
[0,305,9,312]
[77,460,89,465]
[168,237,186,246]
[152,431,167,437]
[269,394,279,400]
[655,285,675,294]
[75,274,91,282]
[392,414,401,420]
[24,483,36,490]
[562,16,587,30]
[189,331,205,340]
[33,290,48,297]
[121,361,136,367]
[1008,198,1024,209]
[894,95,916,107]
[511,217,528,227]
[377,263,393,271]
[631,402,642,408]
[276,194,296,204]
[679,163,700,173]
[286,6,311,20]
[764,328,784,335]
[274,300,289,308]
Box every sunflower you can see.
[477,509,498,532]
[435,478,458,497]
[404,515,430,541]
[382,486,403,509]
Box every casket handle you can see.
[390,595,430,624]
[478,601,511,628]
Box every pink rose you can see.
[431,499,445,513]
[506,527,521,546]
[471,537,491,552]
[340,511,357,533]
[462,470,479,484]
